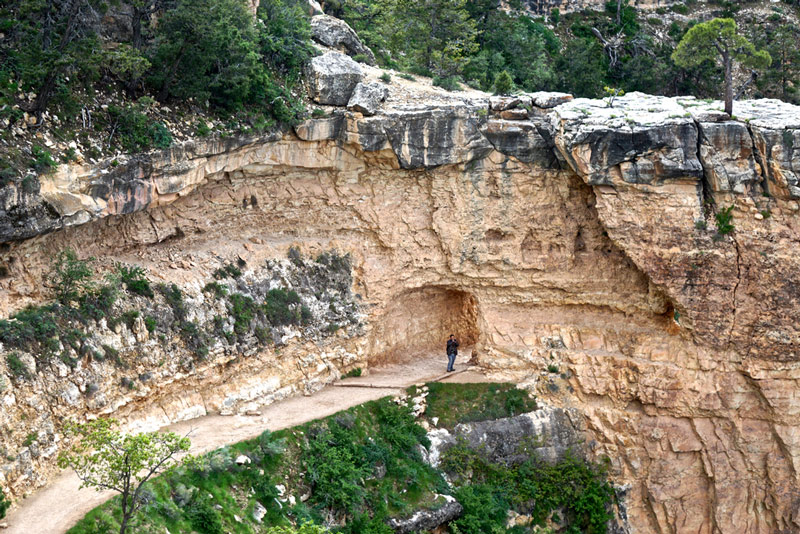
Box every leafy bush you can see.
[451,484,508,534]
[30,145,57,173]
[264,288,302,326]
[213,263,242,280]
[715,205,735,235]
[303,426,370,512]
[186,494,223,534]
[432,75,460,91]
[108,104,172,153]
[266,522,329,534]
[203,282,228,298]
[441,441,614,533]
[52,249,94,305]
[115,263,153,298]
[0,489,8,520]
[229,293,258,335]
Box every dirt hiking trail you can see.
[5,352,488,534]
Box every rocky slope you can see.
[2,43,800,534]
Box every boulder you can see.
[311,15,376,65]
[388,494,463,534]
[252,501,266,523]
[347,82,388,116]
[305,52,364,106]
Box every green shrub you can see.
[229,293,258,334]
[264,288,302,326]
[303,426,370,512]
[343,367,362,378]
[30,145,57,173]
[451,484,508,534]
[144,316,157,333]
[493,70,514,95]
[23,432,38,447]
[380,72,391,83]
[266,522,329,534]
[352,54,369,63]
[186,494,223,534]
[52,249,94,305]
[108,104,172,153]
[432,75,460,91]
[213,263,242,280]
[715,205,735,235]
[0,489,8,520]
[203,282,228,298]
[115,263,153,298]
[6,352,31,380]
[547,363,559,373]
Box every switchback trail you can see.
[4,353,485,534]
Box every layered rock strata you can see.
[1,78,800,534]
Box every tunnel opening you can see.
[368,287,480,365]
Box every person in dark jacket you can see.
[446,334,459,372]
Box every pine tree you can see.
[672,18,771,115]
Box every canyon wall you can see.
[1,66,800,533]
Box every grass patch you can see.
[422,382,537,429]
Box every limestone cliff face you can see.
[2,80,800,533]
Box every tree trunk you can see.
[118,493,130,534]
[724,53,733,116]
[616,0,622,25]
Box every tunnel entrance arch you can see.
[368,286,480,365]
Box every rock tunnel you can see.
[368,287,480,364]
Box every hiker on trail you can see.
[446,334,459,372]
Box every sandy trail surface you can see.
[4,352,485,534]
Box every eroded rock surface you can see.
[2,81,800,534]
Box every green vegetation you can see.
[0,489,8,520]
[422,382,537,429]
[58,419,192,534]
[6,352,31,380]
[672,18,771,114]
[0,0,314,166]
[108,101,172,152]
[493,70,514,95]
[330,0,800,103]
[52,249,95,305]
[22,431,38,447]
[715,204,735,235]
[443,443,613,533]
[343,367,363,378]
[115,263,154,298]
[68,384,612,534]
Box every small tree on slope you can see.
[672,18,771,116]
[57,419,191,534]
